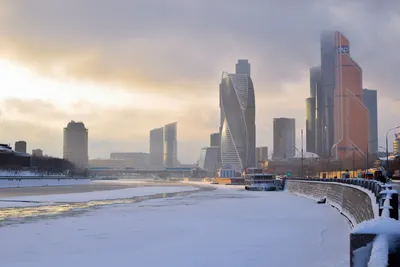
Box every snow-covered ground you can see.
[0,178,91,188]
[0,186,198,208]
[0,185,350,267]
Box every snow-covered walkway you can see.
[0,185,350,267]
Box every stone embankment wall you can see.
[286,180,375,224]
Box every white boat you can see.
[244,168,281,191]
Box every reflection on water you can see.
[0,188,211,226]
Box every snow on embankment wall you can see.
[286,180,375,226]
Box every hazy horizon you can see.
[0,1,399,163]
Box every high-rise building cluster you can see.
[305,31,378,161]
[149,122,178,168]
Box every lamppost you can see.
[386,126,400,173]
[301,129,304,178]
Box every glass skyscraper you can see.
[219,72,255,170]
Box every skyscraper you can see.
[149,127,164,168]
[307,31,369,160]
[14,141,27,153]
[219,72,256,170]
[273,118,295,159]
[331,32,369,160]
[235,59,251,77]
[256,147,268,168]
[210,133,220,147]
[362,89,378,157]
[63,121,88,169]
[306,66,321,154]
[163,122,178,168]
[319,31,337,157]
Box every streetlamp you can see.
[301,129,304,178]
[386,126,400,173]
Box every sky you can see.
[0,0,399,163]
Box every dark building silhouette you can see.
[15,141,27,153]
[149,127,164,168]
[362,89,378,157]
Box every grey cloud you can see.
[1,0,399,97]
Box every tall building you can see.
[63,121,88,169]
[198,146,219,175]
[235,59,251,77]
[163,122,178,168]
[14,141,27,153]
[219,72,256,170]
[256,146,268,168]
[306,31,369,159]
[149,127,164,168]
[273,118,295,159]
[394,131,400,156]
[306,66,320,154]
[210,132,221,167]
[362,89,378,157]
[331,32,369,160]
[32,149,43,157]
[318,31,337,157]
[210,133,220,147]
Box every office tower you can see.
[63,121,88,169]
[319,31,342,158]
[163,122,178,168]
[362,89,378,157]
[306,66,320,154]
[14,141,27,153]
[210,132,221,167]
[32,149,43,157]
[198,147,219,175]
[235,59,251,77]
[149,127,164,168]
[256,146,269,168]
[273,118,295,159]
[394,131,400,156]
[210,133,220,147]
[331,32,369,160]
[219,72,256,170]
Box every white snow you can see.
[0,186,350,267]
[0,186,198,207]
[0,178,91,188]
[352,217,400,234]
[367,235,389,267]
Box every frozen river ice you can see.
[0,183,350,267]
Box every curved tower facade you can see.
[219,72,255,170]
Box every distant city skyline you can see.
[0,1,399,162]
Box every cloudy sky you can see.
[0,0,399,163]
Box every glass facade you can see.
[332,32,369,160]
[220,72,256,170]
[163,122,177,168]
